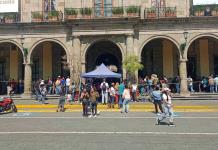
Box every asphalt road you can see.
[0,112,218,150]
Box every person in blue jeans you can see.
[118,81,125,109]
[121,84,131,113]
[151,86,163,114]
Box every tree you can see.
[123,55,143,82]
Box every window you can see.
[43,0,56,12]
[94,0,112,17]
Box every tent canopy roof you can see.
[81,63,121,78]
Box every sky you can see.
[193,0,218,5]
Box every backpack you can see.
[102,83,107,92]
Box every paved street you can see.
[0,112,218,150]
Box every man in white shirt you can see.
[100,79,109,104]
[65,76,71,94]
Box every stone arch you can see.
[184,33,218,59]
[28,38,70,63]
[82,38,125,61]
[139,35,181,60]
[84,39,124,73]
[0,39,24,60]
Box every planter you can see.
[5,18,14,23]
[165,12,176,17]
[32,18,42,22]
[147,12,156,18]
[194,11,204,16]
[66,15,77,19]
[113,14,123,17]
[212,10,218,16]
[48,16,58,21]
[127,13,138,17]
[82,15,91,19]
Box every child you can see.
[56,86,65,112]
[66,91,72,104]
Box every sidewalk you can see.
[12,99,218,113]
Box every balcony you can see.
[0,12,20,24]
[31,11,63,22]
[192,5,218,17]
[64,6,140,20]
[145,7,177,19]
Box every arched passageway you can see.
[31,41,69,81]
[187,36,218,80]
[85,40,123,74]
[140,38,179,80]
[0,42,23,94]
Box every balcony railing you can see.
[31,11,63,22]
[191,4,218,17]
[64,6,140,20]
[0,12,20,24]
[145,7,177,19]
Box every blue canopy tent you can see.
[81,63,121,78]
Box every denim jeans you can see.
[210,85,214,93]
[188,85,194,92]
[102,92,108,104]
[122,98,130,113]
[157,105,174,123]
[118,95,123,108]
[175,83,180,93]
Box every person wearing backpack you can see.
[100,79,109,104]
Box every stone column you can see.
[126,34,134,56]
[23,63,32,98]
[179,59,188,95]
[72,35,81,84]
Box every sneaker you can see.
[88,115,92,118]
[156,118,160,125]
[94,115,97,118]
[169,122,176,127]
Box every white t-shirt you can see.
[132,84,137,92]
[110,87,116,96]
[123,89,131,99]
[162,93,172,107]
[100,82,109,92]
[66,78,71,86]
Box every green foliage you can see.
[32,12,43,18]
[123,55,143,76]
[180,43,186,51]
[194,5,204,12]
[112,7,124,14]
[147,7,156,13]
[5,13,16,19]
[165,7,176,13]
[65,8,78,15]
[23,48,28,58]
[213,6,218,11]
[48,11,59,17]
[80,8,92,15]
[126,6,139,13]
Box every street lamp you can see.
[183,31,188,43]
[20,34,25,48]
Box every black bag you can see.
[102,83,107,92]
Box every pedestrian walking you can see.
[100,79,109,104]
[131,81,138,102]
[121,84,131,113]
[80,88,90,117]
[57,86,65,112]
[118,81,125,108]
[151,86,163,114]
[90,87,100,117]
[39,80,47,104]
[156,88,175,127]
[109,83,116,108]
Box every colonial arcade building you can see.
[0,0,218,96]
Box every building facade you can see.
[0,0,218,96]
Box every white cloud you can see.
[193,0,218,5]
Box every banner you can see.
[0,0,18,12]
